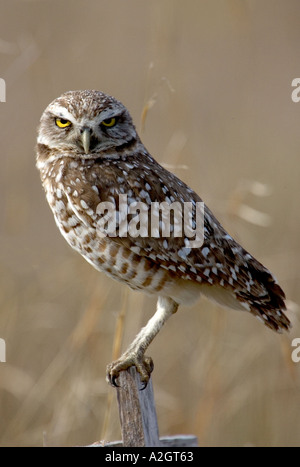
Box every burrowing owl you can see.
[36,90,290,386]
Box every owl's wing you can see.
[62,155,222,277]
[63,156,286,319]
[96,160,288,331]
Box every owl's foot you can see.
[106,353,154,389]
[106,298,178,388]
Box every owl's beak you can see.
[81,128,91,154]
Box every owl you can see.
[36,90,290,387]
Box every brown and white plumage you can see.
[36,90,290,386]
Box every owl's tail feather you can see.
[240,262,291,333]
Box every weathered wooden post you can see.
[116,367,160,447]
[90,367,198,447]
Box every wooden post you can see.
[88,367,198,447]
[116,367,160,447]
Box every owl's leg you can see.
[106,296,178,388]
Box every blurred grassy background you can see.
[0,0,299,447]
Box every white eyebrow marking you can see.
[48,104,75,123]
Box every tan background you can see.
[0,0,299,446]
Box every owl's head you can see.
[37,90,138,157]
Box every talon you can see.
[106,354,154,388]
[111,374,120,388]
[140,381,148,391]
[106,362,120,387]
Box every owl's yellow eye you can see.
[55,118,72,128]
[101,117,116,128]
